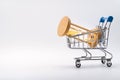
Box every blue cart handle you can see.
[99,17,105,23]
[107,16,113,22]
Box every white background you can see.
[0,0,120,80]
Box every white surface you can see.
[0,0,120,80]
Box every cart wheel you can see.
[107,62,112,67]
[106,59,112,67]
[101,60,105,64]
[75,59,81,68]
[101,57,106,64]
[76,63,81,68]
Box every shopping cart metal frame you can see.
[66,16,113,68]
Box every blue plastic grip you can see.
[107,16,113,22]
[100,17,105,23]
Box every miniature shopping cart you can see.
[57,16,113,68]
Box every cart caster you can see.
[101,60,106,64]
[75,59,81,68]
[106,59,112,67]
[101,57,106,64]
